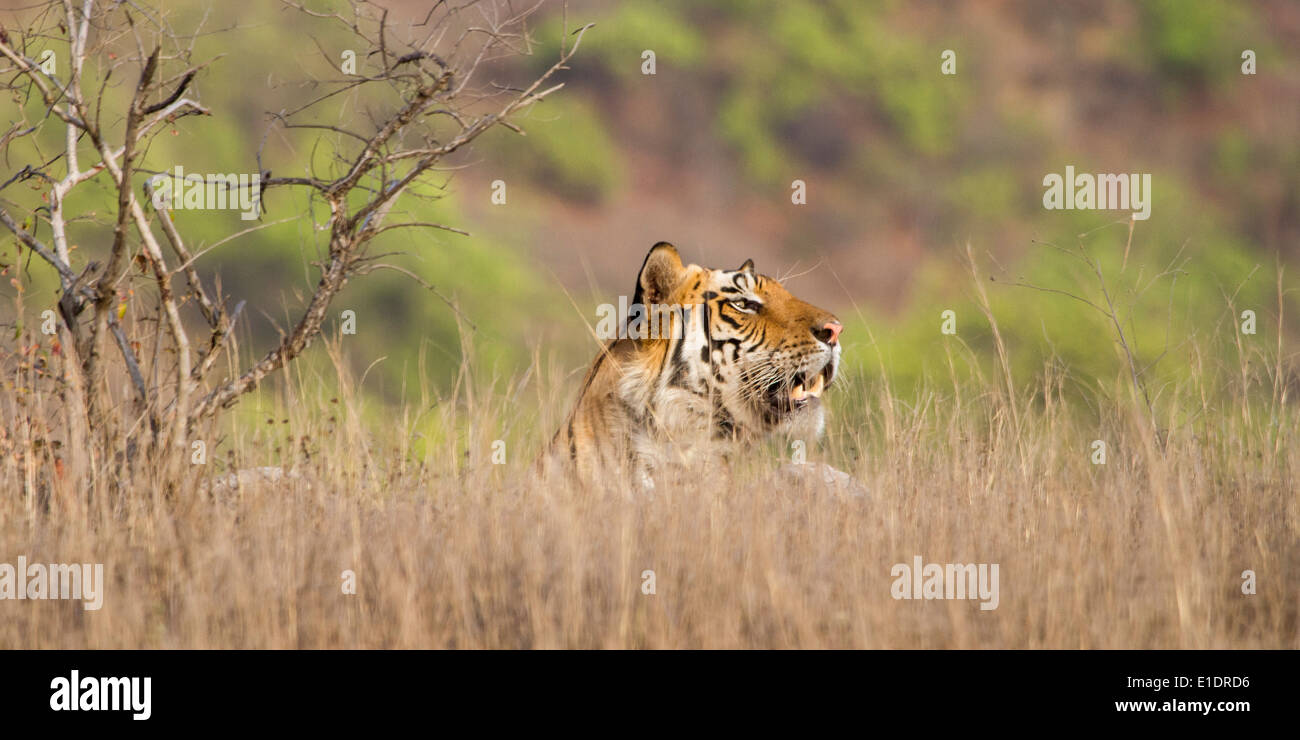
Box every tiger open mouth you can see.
[763,361,836,418]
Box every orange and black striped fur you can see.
[546,242,844,487]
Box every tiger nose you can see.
[812,321,843,346]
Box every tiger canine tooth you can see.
[790,383,807,401]
[807,373,825,397]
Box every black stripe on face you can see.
[665,305,693,386]
[701,291,716,371]
[711,338,741,368]
[669,338,688,386]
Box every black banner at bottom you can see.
[0,649,1287,729]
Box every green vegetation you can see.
[1138,0,1256,88]
[486,97,626,203]
[3,0,1296,443]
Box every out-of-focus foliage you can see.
[1138,0,1257,87]
[3,0,1296,423]
[486,97,626,203]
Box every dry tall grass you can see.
[2,289,1297,649]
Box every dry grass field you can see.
[3,279,1296,650]
[2,0,1298,657]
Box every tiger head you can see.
[627,241,843,440]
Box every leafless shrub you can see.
[0,0,588,494]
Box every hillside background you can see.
[3,0,1298,433]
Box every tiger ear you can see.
[738,258,755,273]
[633,242,686,307]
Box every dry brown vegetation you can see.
[0,0,1295,650]
[3,282,1296,649]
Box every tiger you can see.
[547,242,844,488]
